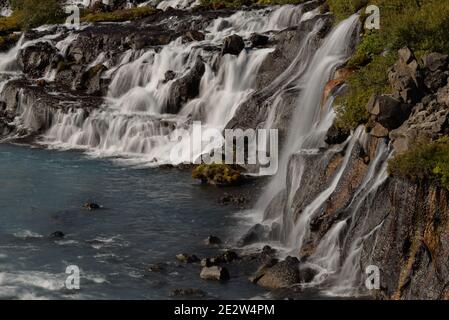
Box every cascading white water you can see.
[40,4,317,166]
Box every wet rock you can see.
[200,266,230,281]
[170,288,206,297]
[176,253,200,263]
[204,235,222,246]
[238,224,270,246]
[164,70,176,82]
[213,250,239,264]
[219,193,246,206]
[148,263,166,273]
[256,256,300,289]
[49,231,65,239]
[325,123,350,145]
[183,30,205,42]
[249,258,279,283]
[201,258,213,267]
[222,34,245,56]
[18,42,58,78]
[83,202,101,210]
[165,57,205,113]
[249,33,268,47]
[299,266,318,283]
[77,64,108,95]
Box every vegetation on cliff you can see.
[332,0,449,131]
[81,6,156,23]
[388,137,449,190]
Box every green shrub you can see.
[326,0,368,21]
[388,137,449,190]
[192,163,245,186]
[81,6,156,23]
[12,0,65,29]
[334,54,395,131]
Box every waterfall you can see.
[39,4,318,166]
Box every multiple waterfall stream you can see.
[0,2,396,297]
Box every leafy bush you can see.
[192,163,245,186]
[81,6,156,23]
[388,137,449,190]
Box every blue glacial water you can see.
[0,143,264,299]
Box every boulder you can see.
[367,94,411,130]
[165,57,205,113]
[424,70,448,93]
[49,231,65,239]
[238,223,270,246]
[212,250,239,263]
[222,34,245,56]
[388,47,424,104]
[249,258,279,283]
[249,33,268,47]
[256,256,300,289]
[200,266,230,281]
[83,202,100,210]
[299,265,318,283]
[325,123,350,145]
[170,288,206,297]
[176,253,200,263]
[204,235,222,246]
[164,70,176,82]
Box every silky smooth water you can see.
[0,143,264,299]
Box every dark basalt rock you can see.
[204,235,222,246]
[176,253,200,263]
[221,34,245,56]
[18,42,58,78]
[256,256,300,289]
[366,94,412,131]
[170,288,207,297]
[165,57,205,114]
[249,33,269,47]
[238,223,270,246]
[49,231,65,239]
[325,123,350,145]
[83,202,101,210]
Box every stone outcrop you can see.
[221,34,245,56]
[165,57,205,114]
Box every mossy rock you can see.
[192,163,246,186]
